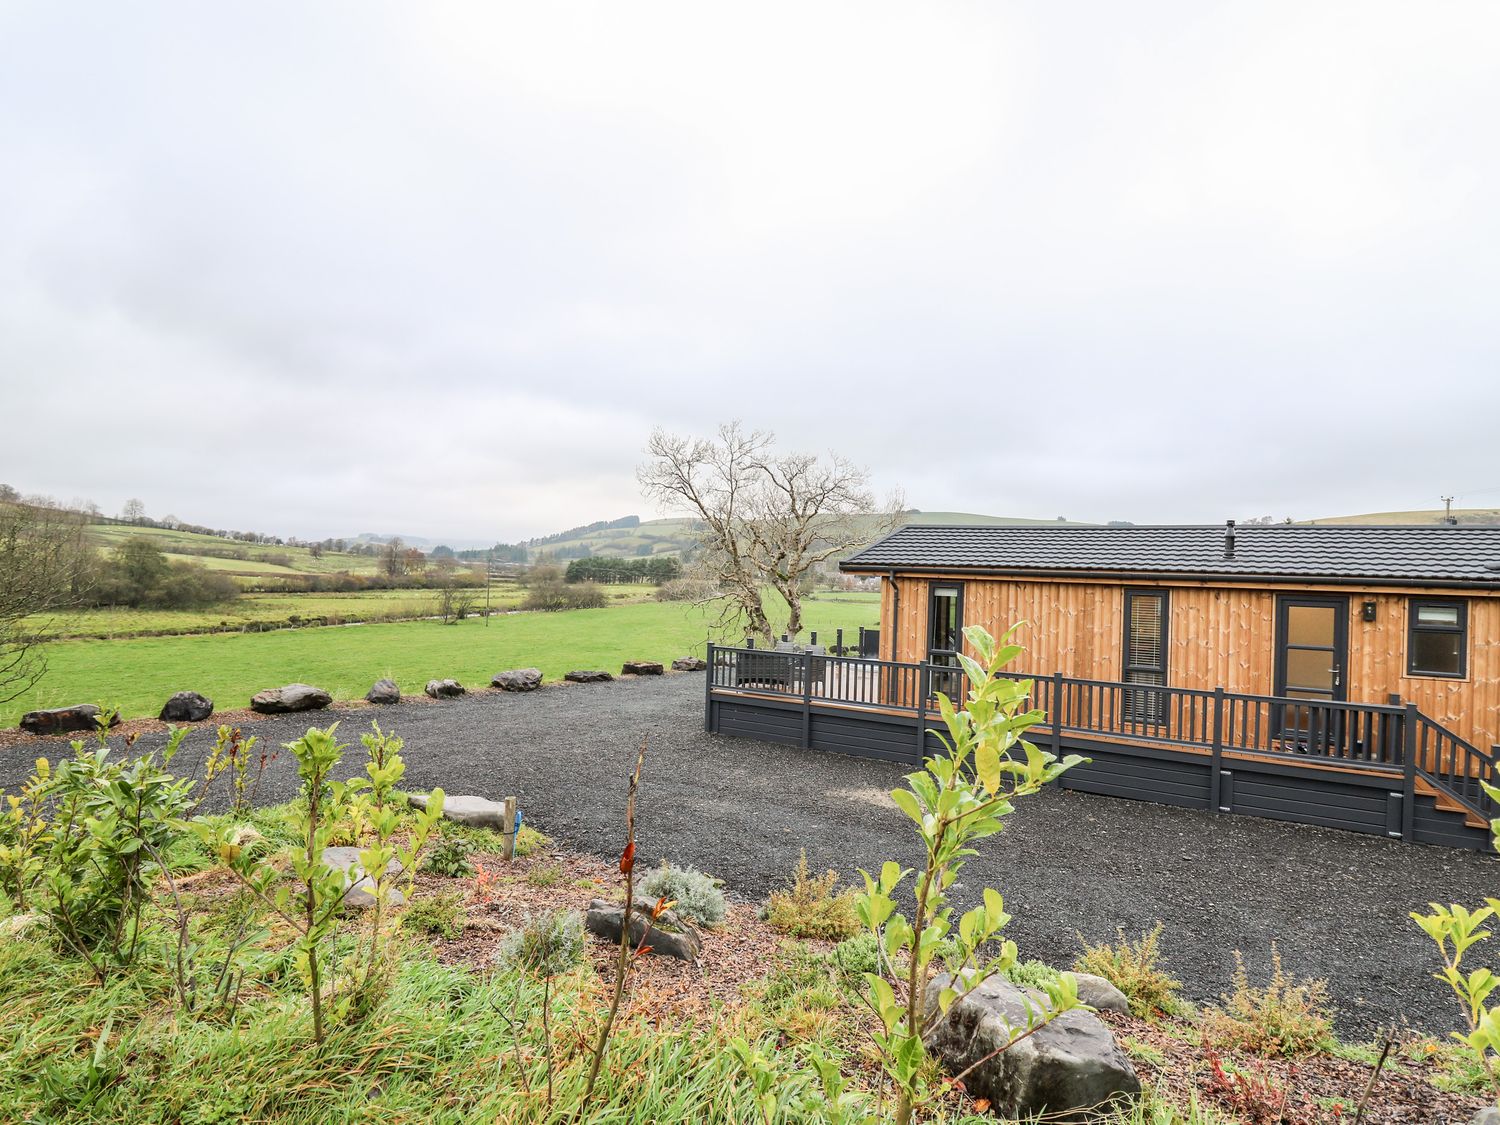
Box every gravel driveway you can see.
[4,673,1493,1038]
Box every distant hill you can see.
[519,510,1095,561]
[1306,508,1500,526]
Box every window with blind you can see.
[1123,590,1169,723]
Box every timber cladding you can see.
[879,575,1500,753]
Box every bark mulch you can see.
[1108,1010,1489,1124]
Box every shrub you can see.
[653,578,719,603]
[1074,922,1184,1017]
[495,910,585,976]
[1005,958,1063,991]
[522,580,606,612]
[828,932,880,987]
[526,863,563,888]
[764,851,859,941]
[403,893,465,940]
[1202,946,1334,1057]
[639,861,727,928]
[421,836,474,878]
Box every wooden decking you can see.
[705,645,1499,848]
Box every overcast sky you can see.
[3,2,1497,543]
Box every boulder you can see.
[321,846,405,910]
[409,792,508,831]
[250,684,332,714]
[492,668,543,692]
[366,678,400,705]
[424,678,466,699]
[585,897,702,962]
[159,691,214,723]
[1072,972,1131,1015]
[621,661,664,676]
[1471,1109,1500,1125]
[924,973,1140,1121]
[564,669,613,684]
[671,657,708,672]
[19,704,119,736]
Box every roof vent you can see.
[1223,519,1236,560]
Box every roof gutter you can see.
[838,562,1500,591]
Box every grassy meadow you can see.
[25,582,658,640]
[5,592,881,724]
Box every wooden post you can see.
[1051,671,1064,754]
[916,662,932,762]
[501,796,518,861]
[1401,704,1418,842]
[705,643,716,732]
[801,654,814,749]
[1209,687,1225,813]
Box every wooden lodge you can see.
[704,523,1500,850]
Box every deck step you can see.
[1415,777,1491,830]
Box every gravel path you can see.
[4,673,1494,1038]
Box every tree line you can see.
[563,555,681,585]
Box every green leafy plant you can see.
[764,850,859,940]
[495,909,585,975]
[639,861,727,927]
[854,624,1082,1125]
[527,862,564,888]
[1201,946,1334,1058]
[13,716,196,980]
[1074,922,1184,1017]
[421,834,474,878]
[205,722,444,1043]
[1411,778,1500,1103]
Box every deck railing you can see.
[707,644,1500,825]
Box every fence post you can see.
[705,643,716,733]
[801,654,813,750]
[1209,687,1225,813]
[1050,671,1064,754]
[1401,704,1418,842]
[916,662,932,762]
[500,796,518,861]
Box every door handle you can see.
[1329,666,1341,687]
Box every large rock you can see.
[492,668,543,692]
[585,897,702,962]
[564,669,613,684]
[424,678,466,699]
[366,678,400,704]
[19,704,119,736]
[621,661,664,676]
[250,684,332,714]
[1072,972,1131,1015]
[671,657,708,672]
[408,792,508,831]
[924,973,1140,1121]
[159,691,214,723]
[321,846,405,910]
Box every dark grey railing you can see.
[707,644,1500,827]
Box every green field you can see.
[4,592,881,724]
[86,523,397,581]
[24,583,658,640]
[1305,507,1500,525]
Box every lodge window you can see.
[1407,598,1467,679]
[927,584,963,658]
[1123,589,1169,723]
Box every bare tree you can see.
[121,498,146,525]
[0,501,95,704]
[638,423,900,644]
[381,537,407,578]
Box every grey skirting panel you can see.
[706,694,1492,852]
